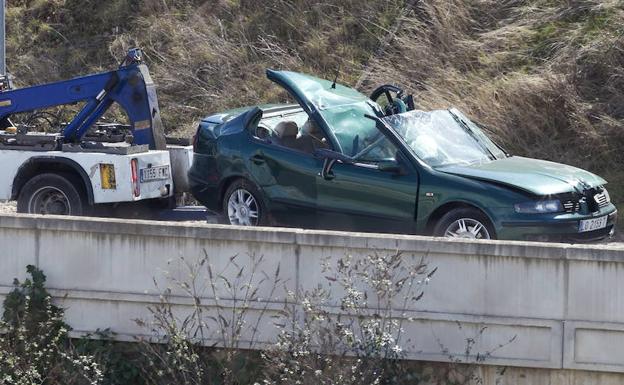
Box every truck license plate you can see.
[140,165,170,182]
[579,215,607,233]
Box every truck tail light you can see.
[131,158,140,197]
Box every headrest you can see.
[300,119,320,136]
[274,121,299,138]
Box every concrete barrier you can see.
[1,213,624,379]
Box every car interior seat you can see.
[297,119,328,153]
[273,121,299,149]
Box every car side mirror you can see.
[377,160,402,173]
[314,149,353,180]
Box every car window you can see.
[449,108,507,159]
[266,71,384,157]
[322,101,381,157]
[353,134,398,164]
[258,111,330,154]
[261,110,310,130]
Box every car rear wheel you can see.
[433,208,495,240]
[222,179,267,226]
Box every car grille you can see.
[594,191,610,208]
[562,199,581,213]
[559,187,609,213]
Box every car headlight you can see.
[514,199,563,214]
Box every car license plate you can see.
[579,215,608,233]
[140,165,170,182]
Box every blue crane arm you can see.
[0,49,166,150]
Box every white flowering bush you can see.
[0,265,101,385]
[261,251,436,385]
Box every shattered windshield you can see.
[382,109,506,167]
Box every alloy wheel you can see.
[443,218,491,239]
[227,188,259,226]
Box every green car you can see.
[189,70,617,242]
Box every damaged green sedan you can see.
[189,70,617,242]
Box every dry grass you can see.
[6,0,406,135]
[367,0,624,201]
[4,0,624,204]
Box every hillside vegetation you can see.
[5,0,624,205]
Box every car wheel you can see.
[433,208,495,240]
[17,173,87,216]
[222,179,267,226]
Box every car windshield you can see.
[381,109,506,167]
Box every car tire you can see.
[222,179,268,226]
[17,173,87,216]
[433,207,495,240]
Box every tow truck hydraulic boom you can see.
[0,48,166,150]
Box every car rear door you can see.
[246,134,321,228]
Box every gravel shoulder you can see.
[0,200,16,214]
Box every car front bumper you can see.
[496,206,618,243]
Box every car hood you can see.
[437,156,606,196]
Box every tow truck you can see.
[0,48,196,217]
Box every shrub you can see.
[134,250,437,385]
[261,252,435,385]
[135,252,279,385]
[0,265,101,384]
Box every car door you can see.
[246,129,322,228]
[265,69,419,233]
[315,135,419,234]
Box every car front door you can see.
[315,134,419,234]
[264,69,420,233]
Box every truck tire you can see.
[17,173,87,216]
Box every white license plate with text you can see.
[579,215,607,233]
[140,165,170,182]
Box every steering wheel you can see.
[370,84,415,116]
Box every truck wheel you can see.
[17,173,87,216]
[222,179,267,226]
[433,207,495,240]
